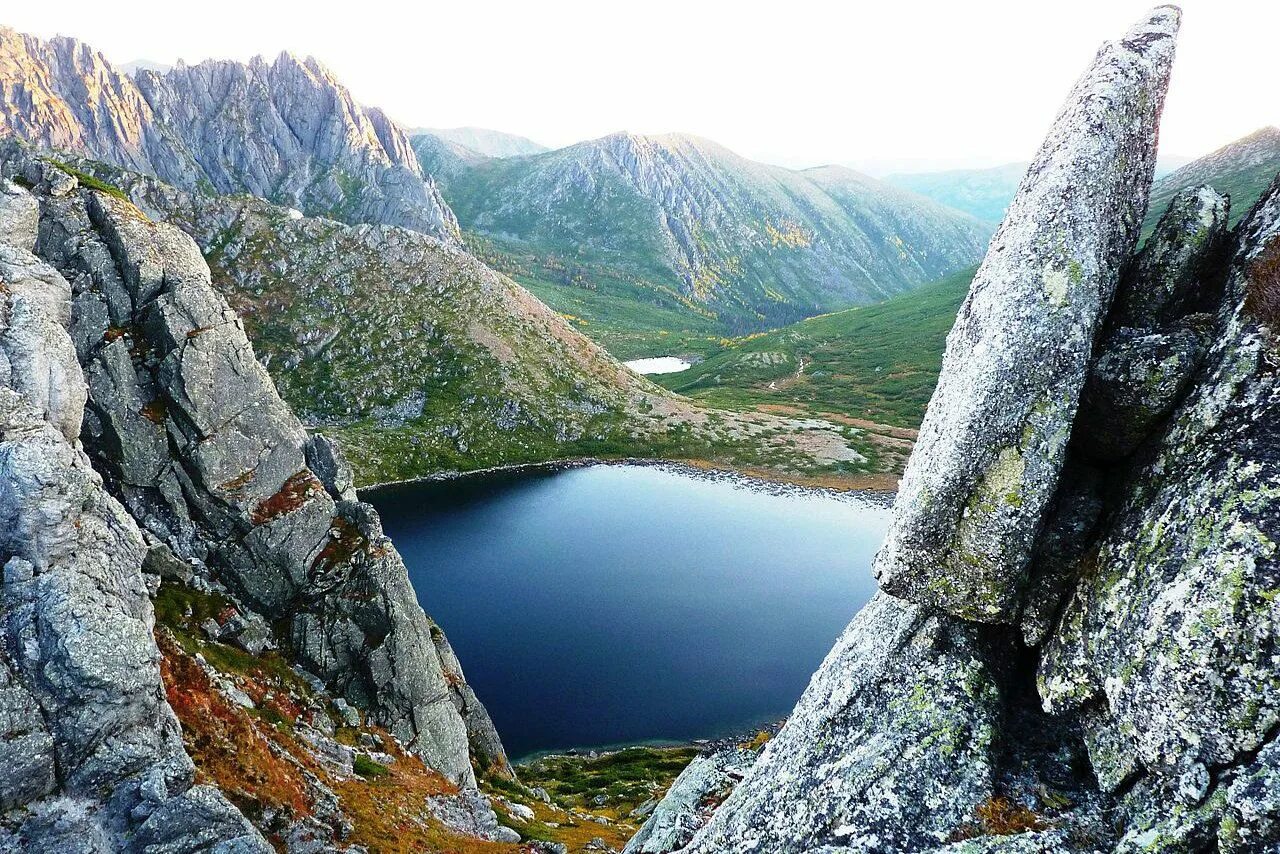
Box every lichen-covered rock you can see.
[1017,464,1105,647]
[0,148,510,791]
[305,433,357,503]
[0,179,38,250]
[0,244,85,441]
[874,7,1180,623]
[1073,321,1210,461]
[679,593,1002,853]
[0,653,56,812]
[1039,174,1280,800]
[624,748,755,854]
[424,788,521,844]
[1109,186,1229,330]
[0,204,267,849]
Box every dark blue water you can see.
[364,464,888,760]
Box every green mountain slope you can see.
[427,132,991,335]
[28,145,884,485]
[657,267,976,429]
[660,132,1280,436]
[1144,126,1280,230]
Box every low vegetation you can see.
[656,267,976,429]
[518,746,700,813]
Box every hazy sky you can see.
[5,1,1274,174]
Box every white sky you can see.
[4,1,1273,174]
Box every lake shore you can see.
[359,455,897,504]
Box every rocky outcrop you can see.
[678,593,1005,852]
[0,26,459,243]
[1148,126,1280,229]
[623,747,755,854]
[640,7,1280,851]
[0,149,511,801]
[0,182,268,850]
[1039,169,1280,844]
[873,7,1179,623]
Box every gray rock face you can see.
[680,593,1002,853]
[0,188,268,849]
[624,748,755,854]
[0,148,509,797]
[1039,173,1280,802]
[0,26,460,244]
[0,179,38,249]
[873,7,1179,623]
[1073,320,1210,461]
[1110,186,1229,330]
[0,243,85,441]
[424,788,522,844]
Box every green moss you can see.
[516,746,698,811]
[353,754,389,779]
[48,159,129,200]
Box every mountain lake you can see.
[364,463,889,760]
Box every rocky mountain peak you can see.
[873,3,1178,622]
[0,27,461,242]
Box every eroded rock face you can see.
[624,748,756,854]
[0,181,267,850]
[0,26,460,243]
[874,7,1180,623]
[0,150,511,794]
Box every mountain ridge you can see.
[0,26,460,241]
[411,125,548,158]
[436,128,992,332]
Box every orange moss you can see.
[220,469,256,492]
[160,630,529,852]
[1246,237,1280,330]
[310,516,371,574]
[251,470,326,526]
[158,632,313,822]
[140,399,168,424]
[978,797,1046,834]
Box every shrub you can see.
[353,754,389,779]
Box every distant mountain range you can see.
[885,155,1195,224]
[884,163,1027,224]
[410,126,548,158]
[416,130,991,331]
[669,128,1280,433]
[0,27,459,241]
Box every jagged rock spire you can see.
[873,6,1181,623]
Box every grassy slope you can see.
[1145,158,1280,232]
[656,267,976,429]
